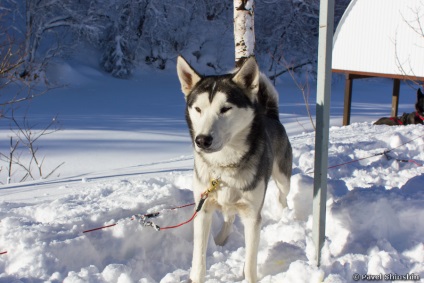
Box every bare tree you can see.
[285,62,316,131]
[21,0,104,78]
[4,137,19,184]
[1,6,64,184]
[255,0,350,79]
[395,1,424,88]
[0,111,64,184]
[0,6,31,108]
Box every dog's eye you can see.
[194,107,201,113]
[220,106,232,114]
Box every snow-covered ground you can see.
[0,61,423,283]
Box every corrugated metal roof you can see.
[332,0,424,79]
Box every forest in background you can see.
[0,0,352,185]
[1,0,350,80]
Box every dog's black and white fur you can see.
[177,56,292,283]
[374,88,424,126]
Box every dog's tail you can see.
[257,73,280,120]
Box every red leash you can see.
[0,251,7,255]
[83,179,220,234]
[156,210,198,231]
[83,223,119,234]
[82,202,195,234]
[158,182,217,230]
[384,152,423,167]
[308,134,424,173]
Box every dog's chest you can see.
[210,183,247,212]
[194,155,261,210]
[216,183,241,203]
[196,157,257,190]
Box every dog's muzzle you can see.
[195,135,213,150]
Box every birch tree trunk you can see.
[234,0,255,67]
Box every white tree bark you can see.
[234,0,255,67]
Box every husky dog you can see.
[177,56,292,283]
[374,88,424,126]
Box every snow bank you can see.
[1,122,423,282]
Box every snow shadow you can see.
[328,178,424,256]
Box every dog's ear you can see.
[232,56,260,99]
[418,88,423,99]
[177,56,201,97]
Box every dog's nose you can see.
[195,135,213,149]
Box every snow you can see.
[0,61,423,283]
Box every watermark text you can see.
[352,273,420,281]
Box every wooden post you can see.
[343,73,353,126]
[234,0,255,67]
[391,78,400,117]
[313,0,334,267]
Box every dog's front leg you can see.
[190,206,213,283]
[241,214,261,283]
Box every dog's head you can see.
[416,88,424,118]
[177,56,259,153]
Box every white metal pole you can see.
[312,0,335,266]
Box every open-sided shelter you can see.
[332,0,424,125]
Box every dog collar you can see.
[219,163,239,168]
[416,111,424,121]
[389,117,403,125]
[197,178,221,211]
